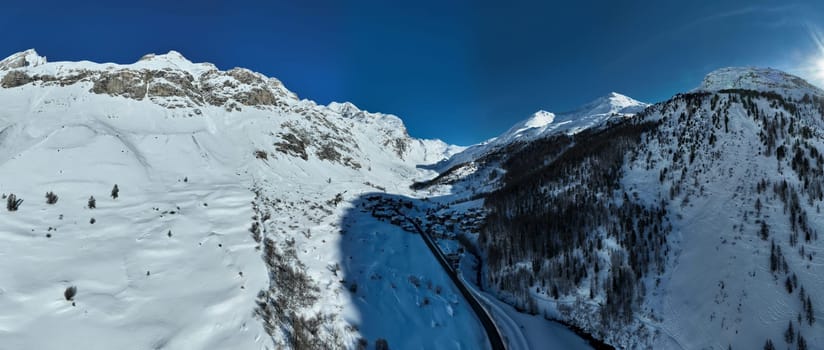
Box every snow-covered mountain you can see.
[0,49,481,350]
[4,47,823,350]
[695,66,824,98]
[431,92,648,172]
[413,67,824,349]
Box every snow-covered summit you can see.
[138,50,190,63]
[0,49,47,70]
[327,101,391,122]
[328,101,411,134]
[581,91,648,115]
[134,50,218,75]
[523,110,556,128]
[327,101,360,116]
[696,67,824,97]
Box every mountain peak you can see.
[327,101,360,116]
[0,49,47,70]
[494,92,647,145]
[569,92,648,116]
[135,50,216,75]
[138,50,190,64]
[697,67,823,97]
[606,91,643,106]
[524,110,556,128]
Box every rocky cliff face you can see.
[0,49,457,170]
[0,50,293,111]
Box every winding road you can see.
[392,208,509,350]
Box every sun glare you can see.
[817,57,824,77]
[805,25,824,87]
[809,56,824,88]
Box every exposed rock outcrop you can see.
[0,51,295,110]
[1,71,32,88]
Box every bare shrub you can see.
[6,194,22,211]
[45,191,58,204]
[64,286,77,301]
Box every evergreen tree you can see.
[64,286,77,301]
[759,221,769,240]
[770,240,778,272]
[88,196,96,209]
[45,191,58,204]
[6,193,23,211]
[111,184,119,199]
[797,332,806,350]
[806,296,814,325]
[785,320,794,344]
[724,114,730,132]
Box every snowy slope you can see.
[620,84,824,349]
[0,49,481,349]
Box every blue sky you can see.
[1,0,823,145]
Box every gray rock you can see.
[91,70,147,99]
[1,71,32,88]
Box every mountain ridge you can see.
[695,66,824,97]
[427,92,649,173]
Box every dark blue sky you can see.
[2,0,823,145]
